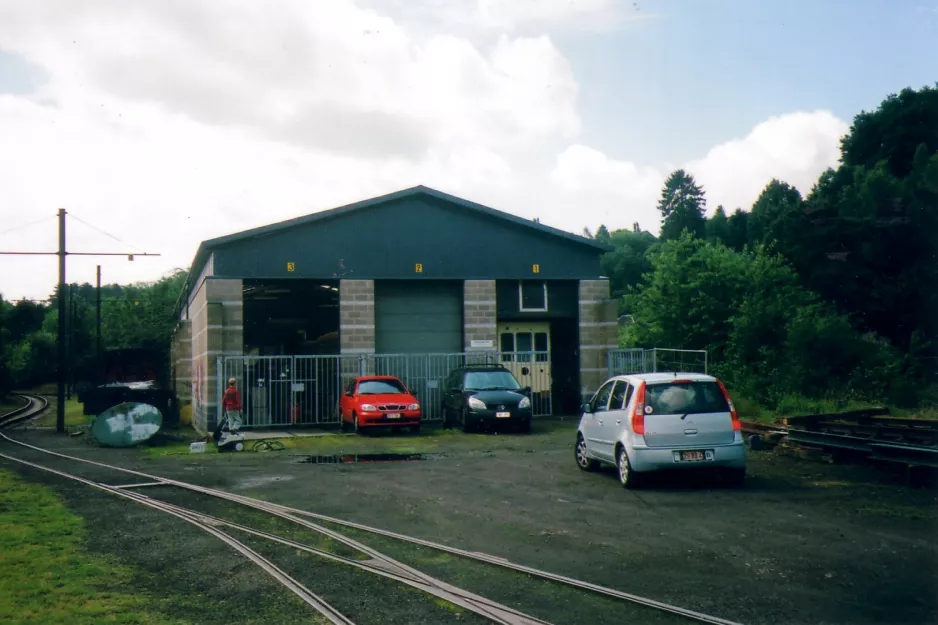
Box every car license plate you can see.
[386,413,400,419]
[496,411,511,418]
[680,450,704,461]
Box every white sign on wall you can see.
[470,339,494,348]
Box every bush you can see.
[623,233,910,409]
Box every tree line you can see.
[0,270,186,395]
[588,84,938,409]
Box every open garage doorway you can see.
[243,279,339,355]
[240,280,340,427]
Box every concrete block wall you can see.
[578,279,618,402]
[189,277,243,433]
[340,280,376,384]
[340,280,376,354]
[464,280,496,351]
[171,320,192,404]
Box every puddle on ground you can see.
[236,475,296,489]
[291,453,442,464]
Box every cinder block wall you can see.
[339,280,376,383]
[171,320,192,405]
[339,280,376,354]
[578,279,618,402]
[464,280,496,351]
[189,277,243,434]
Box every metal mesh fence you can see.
[647,348,708,374]
[218,350,553,428]
[607,348,708,377]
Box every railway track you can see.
[1,393,745,625]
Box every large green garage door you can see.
[375,280,463,354]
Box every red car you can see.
[339,376,422,433]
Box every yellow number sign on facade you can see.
[286,262,295,272]
[532,264,540,274]
[415,263,423,273]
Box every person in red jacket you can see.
[222,377,243,433]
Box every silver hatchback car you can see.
[575,372,746,488]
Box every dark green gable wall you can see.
[211,196,602,280]
[496,280,578,320]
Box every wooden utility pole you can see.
[57,209,66,432]
[0,209,160,433]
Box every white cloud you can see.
[0,92,518,300]
[686,110,849,211]
[475,0,619,30]
[0,1,847,302]
[0,0,579,158]
[544,110,848,235]
[358,0,644,33]
[549,145,665,232]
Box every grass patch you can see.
[0,395,28,416]
[773,394,884,417]
[36,398,88,430]
[140,420,576,461]
[0,469,186,625]
[733,392,904,423]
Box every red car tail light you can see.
[631,382,646,435]
[716,379,741,431]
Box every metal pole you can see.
[56,209,66,433]
[96,265,102,384]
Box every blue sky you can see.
[563,0,938,164]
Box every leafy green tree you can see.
[748,179,807,252]
[621,232,748,359]
[623,233,902,403]
[841,84,938,178]
[0,296,10,395]
[726,208,749,251]
[657,169,707,241]
[594,224,611,245]
[706,205,730,245]
[0,269,186,390]
[600,228,657,304]
[6,300,46,340]
[801,150,937,357]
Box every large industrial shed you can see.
[170,186,619,433]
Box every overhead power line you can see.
[68,212,147,253]
[0,215,56,237]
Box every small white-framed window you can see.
[518,281,548,312]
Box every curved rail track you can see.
[0,393,745,625]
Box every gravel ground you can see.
[1,421,936,625]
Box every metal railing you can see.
[607,348,708,377]
[218,351,554,428]
[606,348,646,376]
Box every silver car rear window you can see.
[645,381,729,415]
